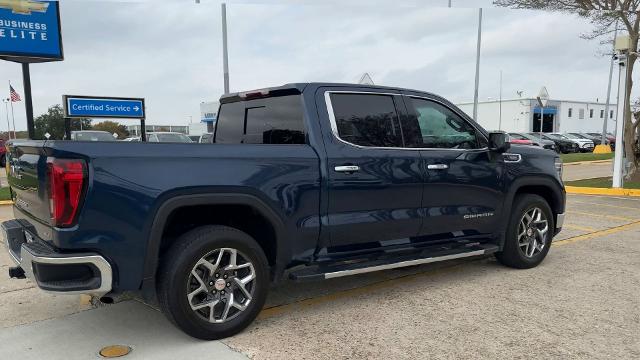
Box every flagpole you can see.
[8,81,16,139]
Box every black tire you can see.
[157,225,269,340]
[495,194,554,269]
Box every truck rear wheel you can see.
[157,225,269,340]
[496,194,554,269]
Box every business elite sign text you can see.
[0,0,63,62]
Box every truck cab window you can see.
[215,95,305,144]
[329,93,402,147]
[406,98,480,149]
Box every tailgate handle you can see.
[427,164,449,170]
[334,165,360,173]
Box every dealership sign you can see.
[0,0,63,62]
[64,96,146,119]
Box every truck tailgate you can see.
[6,142,52,227]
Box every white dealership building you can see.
[456,98,617,134]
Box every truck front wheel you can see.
[157,225,269,340]
[496,194,554,269]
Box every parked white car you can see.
[553,133,594,153]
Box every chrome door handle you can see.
[427,164,449,170]
[334,165,360,173]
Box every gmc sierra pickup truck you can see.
[3,83,565,340]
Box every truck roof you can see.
[219,82,441,104]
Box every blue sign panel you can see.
[0,1,63,62]
[65,96,145,119]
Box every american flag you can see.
[9,85,21,102]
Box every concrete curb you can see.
[563,159,613,166]
[565,186,640,197]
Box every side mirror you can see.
[489,131,511,153]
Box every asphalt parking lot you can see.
[1,193,639,359]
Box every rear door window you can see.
[329,93,402,147]
[215,95,305,144]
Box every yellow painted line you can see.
[0,200,13,206]
[258,220,640,320]
[565,186,640,197]
[563,224,597,232]
[570,200,640,211]
[553,220,640,247]
[563,159,612,166]
[567,210,636,222]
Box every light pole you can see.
[221,3,230,94]
[602,22,618,146]
[472,8,483,122]
[498,70,503,130]
[612,50,627,188]
[2,99,10,139]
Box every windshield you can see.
[567,133,586,139]
[546,133,567,140]
[155,133,193,143]
[74,132,116,141]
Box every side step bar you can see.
[290,244,499,281]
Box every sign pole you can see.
[22,63,35,140]
[141,118,146,142]
[539,106,544,137]
[64,117,71,140]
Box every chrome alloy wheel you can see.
[187,248,256,323]
[517,207,549,258]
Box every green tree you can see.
[33,105,91,140]
[494,0,640,179]
[92,120,130,139]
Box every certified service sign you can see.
[0,0,63,62]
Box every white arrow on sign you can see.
[133,106,140,112]
[536,86,549,108]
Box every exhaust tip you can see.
[100,296,115,304]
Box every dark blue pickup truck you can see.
[3,83,565,339]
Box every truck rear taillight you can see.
[47,158,87,227]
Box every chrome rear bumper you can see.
[3,220,112,297]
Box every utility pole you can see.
[602,22,618,146]
[222,3,230,94]
[448,0,452,7]
[472,8,482,122]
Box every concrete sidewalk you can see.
[0,300,247,360]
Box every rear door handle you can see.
[334,165,360,173]
[427,164,449,170]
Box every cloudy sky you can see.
[0,0,628,129]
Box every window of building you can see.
[404,97,480,149]
[579,109,585,119]
[568,108,572,117]
[610,110,615,119]
[589,109,594,118]
[330,93,402,147]
[600,110,604,118]
[215,95,305,144]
